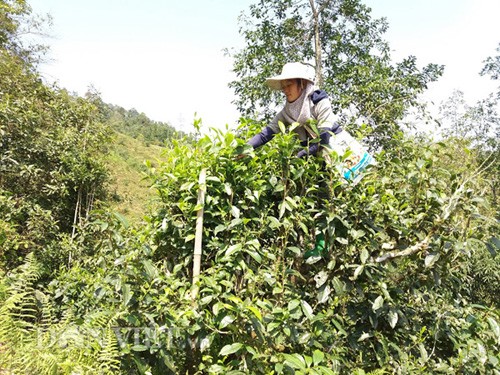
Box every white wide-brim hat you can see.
[266,62,315,90]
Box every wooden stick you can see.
[192,168,207,299]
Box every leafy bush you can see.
[10,121,496,374]
[1,47,111,271]
[139,122,499,373]
[0,189,60,270]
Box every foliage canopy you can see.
[228,0,444,149]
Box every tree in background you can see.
[0,0,51,66]
[479,43,500,211]
[0,1,111,270]
[439,43,500,207]
[228,0,443,148]
[434,44,500,308]
[481,42,500,98]
[439,90,499,148]
[105,104,188,146]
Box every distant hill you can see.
[104,104,189,146]
[103,105,192,223]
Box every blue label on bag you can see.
[327,130,375,184]
[343,151,374,181]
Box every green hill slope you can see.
[106,131,164,223]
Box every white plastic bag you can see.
[326,130,375,184]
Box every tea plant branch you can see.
[374,234,431,263]
[429,311,448,363]
[191,168,207,300]
[442,155,494,221]
[375,157,494,263]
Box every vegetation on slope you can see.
[0,0,499,374]
[106,131,163,223]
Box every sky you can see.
[29,0,500,133]
[363,0,499,110]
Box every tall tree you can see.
[0,0,50,67]
[439,90,499,149]
[228,0,443,148]
[1,2,110,268]
[481,42,500,98]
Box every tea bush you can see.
[4,122,497,374]
[140,121,499,373]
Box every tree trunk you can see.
[309,0,322,86]
[85,185,95,221]
[308,0,334,86]
[71,187,82,240]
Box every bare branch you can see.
[375,236,430,263]
[318,0,334,14]
[309,0,317,14]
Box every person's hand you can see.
[235,153,248,160]
[234,143,254,160]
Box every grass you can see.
[105,132,164,224]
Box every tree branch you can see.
[308,0,317,13]
[308,0,324,85]
[374,236,430,263]
[318,0,334,14]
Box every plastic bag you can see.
[325,130,375,184]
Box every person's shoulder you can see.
[310,89,329,104]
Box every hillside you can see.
[101,102,189,223]
[106,131,164,223]
[1,2,498,374]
